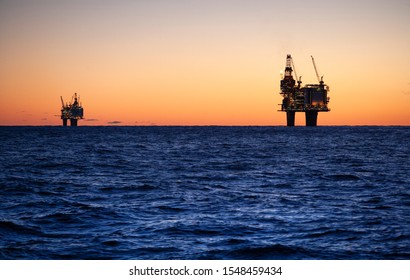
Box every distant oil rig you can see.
[60,93,84,126]
[279,54,330,126]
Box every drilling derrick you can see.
[278,54,330,126]
[60,93,84,126]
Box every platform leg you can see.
[70,119,78,126]
[286,111,295,126]
[305,111,318,126]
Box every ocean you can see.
[0,126,409,259]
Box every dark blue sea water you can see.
[0,126,409,260]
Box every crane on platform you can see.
[291,58,302,88]
[311,55,323,84]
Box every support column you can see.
[305,111,318,126]
[62,119,67,126]
[70,119,78,126]
[286,111,295,127]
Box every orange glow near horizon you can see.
[1,0,409,126]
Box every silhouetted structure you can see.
[60,93,84,126]
[279,54,330,126]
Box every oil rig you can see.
[279,54,330,126]
[60,93,84,126]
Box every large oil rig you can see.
[279,54,330,126]
[60,93,84,126]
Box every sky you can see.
[0,0,409,126]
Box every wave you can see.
[220,244,315,260]
[322,174,361,181]
[0,220,42,236]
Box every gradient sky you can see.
[1,0,409,125]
